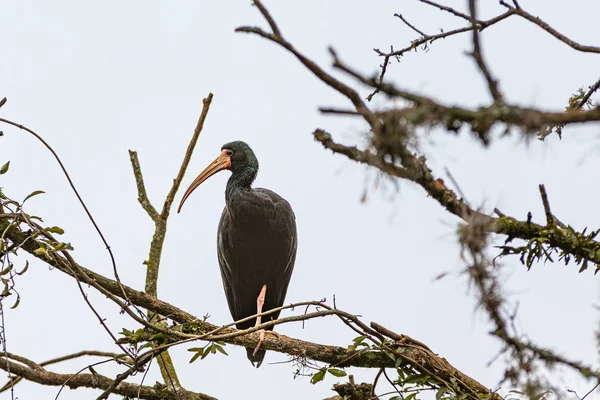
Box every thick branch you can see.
[0,218,500,399]
[313,130,600,271]
[0,355,215,400]
[0,350,129,393]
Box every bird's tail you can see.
[246,347,266,368]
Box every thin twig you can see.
[371,368,384,399]
[163,93,213,218]
[253,0,282,38]
[499,3,600,53]
[538,184,554,226]
[468,0,503,102]
[578,77,600,109]
[128,151,159,222]
[394,13,428,37]
[417,0,472,21]
[0,117,132,307]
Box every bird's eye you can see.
[225,150,234,157]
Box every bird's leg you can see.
[254,284,267,327]
[252,285,281,356]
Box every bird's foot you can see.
[253,329,281,356]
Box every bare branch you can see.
[502,4,600,53]
[0,354,215,400]
[578,77,600,108]
[468,0,503,102]
[312,129,600,271]
[236,12,372,121]
[538,184,555,227]
[417,0,472,22]
[252,0,282,38]
[162,93,213,219]
[128,151,159,222]
[394,13,428,37]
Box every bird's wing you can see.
[216,207,242,322]
[257,189,298,309]
[276,198,297,302]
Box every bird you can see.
[177,141,297,367]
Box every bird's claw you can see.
[252,329,281,356]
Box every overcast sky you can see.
[1,1,600,399]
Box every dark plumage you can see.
[178,141,297,367]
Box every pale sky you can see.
[1,1,599,399]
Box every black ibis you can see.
[178,141,297,367]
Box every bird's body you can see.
[178,141,297,367]
[218,187,297,331]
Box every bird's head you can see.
[177,141,258,213]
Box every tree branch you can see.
[0,216,501,399]
[0,354,215,400]
[0,350,129,393]
[128,151,159,223]
[162,93,213,219]
[468,0,503,103]
[129,93,213,390]
[312,129,600,272]
[500,2,600,53]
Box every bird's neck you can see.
[226,170,257,201]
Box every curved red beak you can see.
[177,150,231,213]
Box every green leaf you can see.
[147,333,164,341]
[201,344,211,359]
[384,350,396,361]
[187,347,205,352]
[405,394,417,400]
[327,368,346,377]
[0,264,13,276]
[0,162,9,175]
[17,261,29,276]
[45,226,64,235]
[310,368,326,385]
[348,334,367,351]
[436,387,447,400]
[404,374,429,384]
[214,344,228,356]
[189,350,203,364]
[532,390,552,400]
[33,247,47,256]
[138,342,153,351]
[10,293,20,309]
[53,242,73,251]
[23,190,45,203]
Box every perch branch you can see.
[0,217,501,399]
[0,354,215,400]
